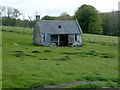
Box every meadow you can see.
[2,26,118,88]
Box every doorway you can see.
[60,34,68,46]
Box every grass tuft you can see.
[32,50,40,53]
[38,57,48,60]
[100,53,115,58]
[14,52,25,57]
[44,49,53,52]
[52,56,72,61]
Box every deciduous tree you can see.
[74,4,103,34]
[59,12,73,20]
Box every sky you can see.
[0,0,119,19]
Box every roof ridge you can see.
[41,20,75,22]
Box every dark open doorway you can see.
[60,34,68,46]
[51,34,68,46]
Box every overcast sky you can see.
[0,0,119,19]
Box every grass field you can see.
[2,26,118,88]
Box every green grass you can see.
[2,26,118,88]
[83,34,118,44]
[70,81,118,89]
[2,26,33,35]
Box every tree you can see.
[59,12,73,20]
[21,13,25,20]
[101,11,118,36]
[28,14,33,28]
[12,8,21,19]
[12,8,21,27]
[74,4,103,34]
[100,13,110,35]
[42,13,73,20]
[2,17,16,26]
[41,15,56,20]
[0,6,5,17]
[6,7,13,18]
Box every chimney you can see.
[36,15,40,21]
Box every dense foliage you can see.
[74,4,103,34]
[100,11,118,36]
[41,12,73,20]
[2,17,35,28]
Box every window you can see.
[51,35,58,42]
[41,34,45,42]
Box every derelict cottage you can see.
[33,15,82,46]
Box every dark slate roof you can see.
[38,20,82,34]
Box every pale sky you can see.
[0,0,119,19]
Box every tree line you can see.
[0,5,119,36]
[0,6,35,28]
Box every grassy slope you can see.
[2,27,118,88]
